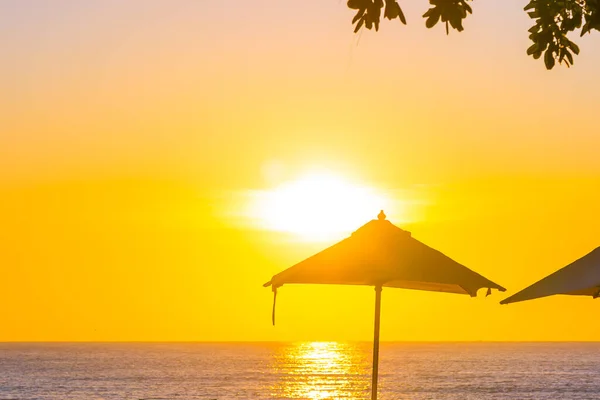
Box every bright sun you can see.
[253,172,393,240]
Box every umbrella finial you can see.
[377,210,386,221]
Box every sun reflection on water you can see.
[270,342,370,399]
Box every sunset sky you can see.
[2,1,600,341]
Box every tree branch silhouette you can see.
[347,0,599,69]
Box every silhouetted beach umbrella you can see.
[501,247,600,305]
[264,211,506,400]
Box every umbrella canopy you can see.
[264,211,505,297]
[263,211,505,400]
[501,247,600,305]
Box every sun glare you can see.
[252,172,392,240]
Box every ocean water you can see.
[1,342,600,399]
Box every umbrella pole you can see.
[371,285,382,400]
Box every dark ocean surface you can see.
[2,342,600,399]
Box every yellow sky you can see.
[2,1,600,341]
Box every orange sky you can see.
[2,1,600,341]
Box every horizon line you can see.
[2,340,600,344]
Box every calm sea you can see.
[1,342,600,399]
